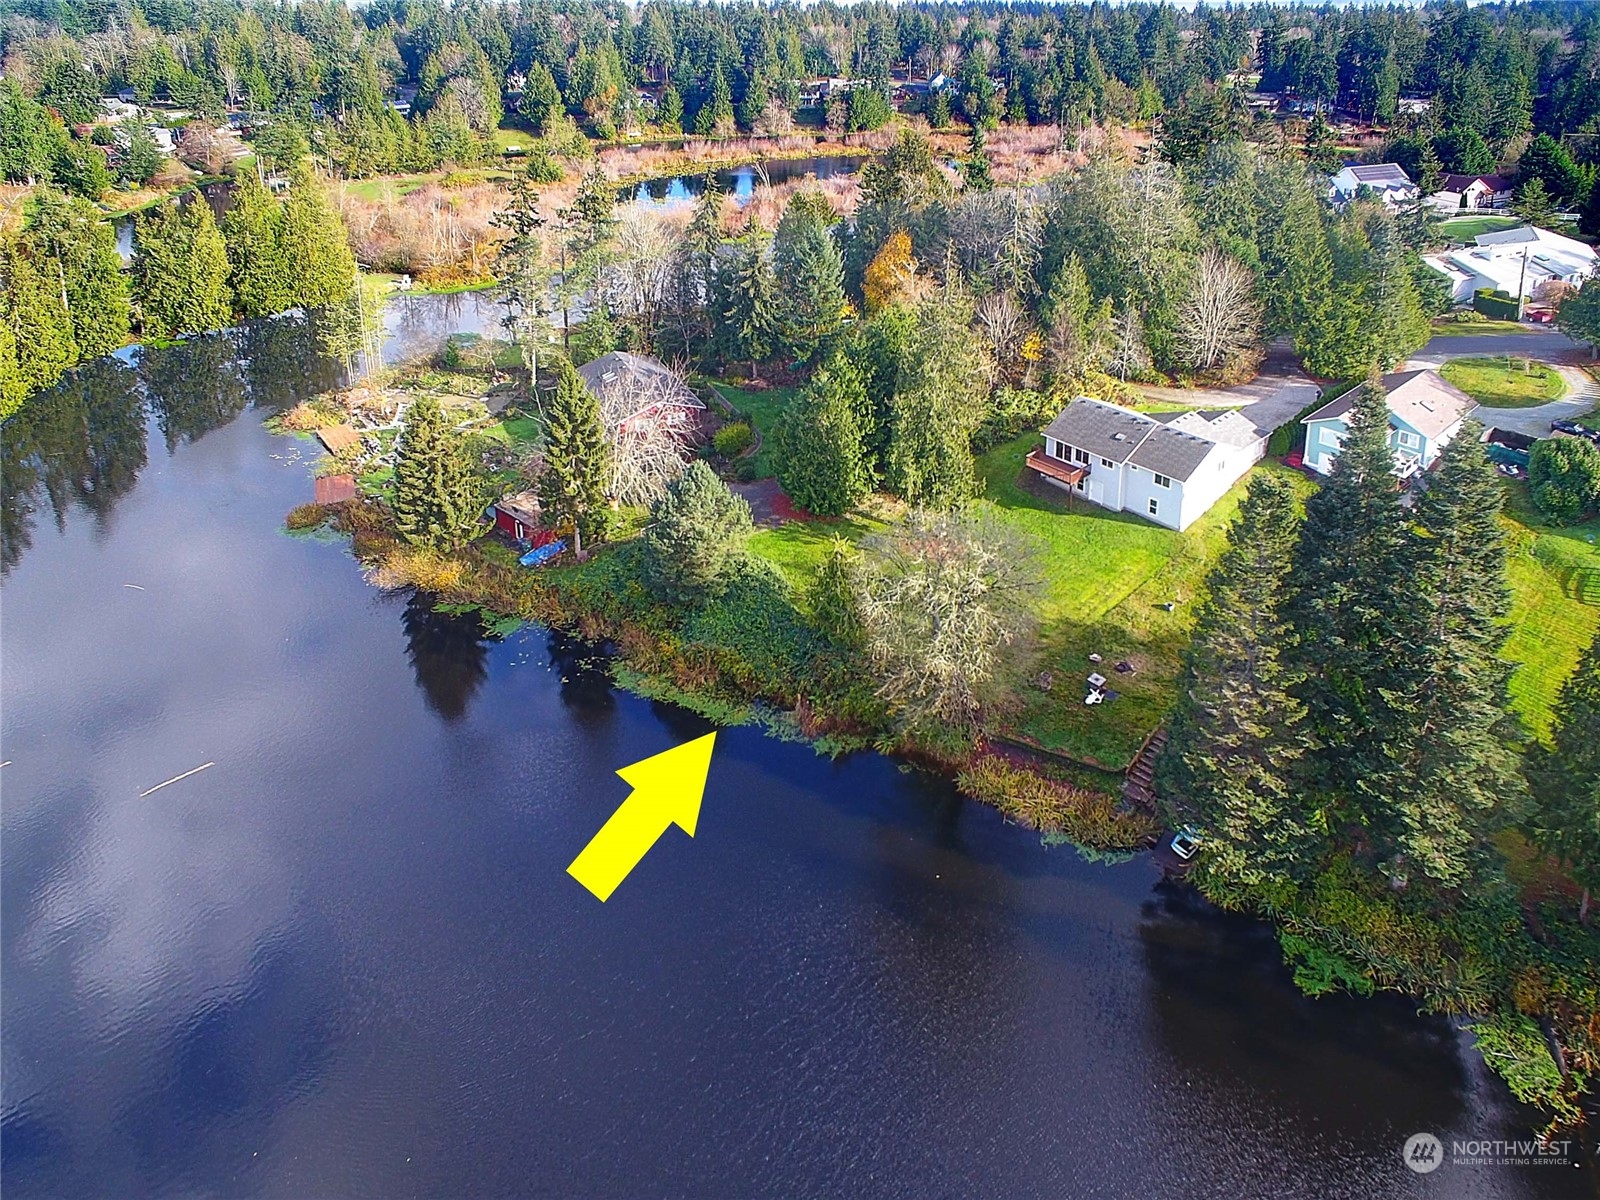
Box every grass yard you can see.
[1440,357,1566,408]
[972,434,1316,769]
[1439,214,1521,241]
[1500,485,1600,742]
[748,514,881,596]
[703,379,796,478]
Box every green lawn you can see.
[1500,485,1600,741]
[1439,214,1521,241]
[972,434,1316,769]
[1430,317,1536,337]
[748,515,881,596]
[703,379,796,478]
[1440,357,1566,408]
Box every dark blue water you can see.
[2,318,1593,1199]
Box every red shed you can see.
[492,491,546,543]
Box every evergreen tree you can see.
[717,235,779,376]
[883,298,985,509]
[773,353,873,516]
[642,460,753,604]
[537,360,611,554]
[1581,174,1600,240]
[1526,628,1600,921]
[1383,430,1517,885]
[962,123,994,192]
[1158,473,1317,884]
[134,198,232,340]
[519,63,563,134]
[805,536,864,648]
[1518,133,1585,205]
[1528,435,1600,524]
[1513,177,1557,228]
[771,194,845,363]
[658,85,684,132]
[280,169,356,309]
[392,393,484,550]
[221,171,292,319]
[1287,374,1412,820]
[24,187,130,361]
[694,65,734,136]
[0,241,75,407]
[929,90,951,130]
[120,121,164,185]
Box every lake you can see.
[1,311,1592,1199]
[625,154,867,207]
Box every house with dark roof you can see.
[1028,398,1267,531]
[1329,162,1418,209]
[1430,173,1514,214]
[1301,370,1477,480]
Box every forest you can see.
[1,0,1598,1139]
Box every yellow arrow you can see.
[567,732,717,901]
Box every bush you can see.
[1529,437,1600,524]
[713,421,755,458]
[1474,287,1520,321]
[956,755,1157,850]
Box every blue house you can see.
[1302,370,1477,481]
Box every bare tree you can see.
[855,509,1042,732]
[596,360,696,505]
[975,291,1032,386]
[1177,247,1261,373]
[1106,300,1153,382]
[599,205,688,353]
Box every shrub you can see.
[1529,437,1600,524]
[956,755,1157,850]
[713,421,755,458]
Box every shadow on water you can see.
[546,629,617,719]
[399,592,494,723]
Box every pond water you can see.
[1,307,1593,1199]
[625,154,867,208]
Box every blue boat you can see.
[519,539,566,568]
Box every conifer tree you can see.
[1526,628,1600,921]
[280,169,357,310]
[772,194,845,363]
[1383,430,1517,885]
[1158,473,1317,884]
[392,393,485,550]
[134,197,232,340]
[717,235,779,377]
[883,299,984,509]
[24,187,129,360]
[642,460,753,604]
[773,352,873,516]
[806,536,864,648]
[537,360,611,554]
[519,63,562,134]
[962,123,994,192]
[222,170,292,319]
[695,65,734,136]
[1286,373,1411,818]
[0,243,74,406]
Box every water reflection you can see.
[1,312,343,574]
[400,593,494,722]
[625,155,868,208]
[0,358,146,573]
[547,629,616,718]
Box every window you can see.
[1154,473,1171,489]
[1101,457,1115,468]
[1073,447,1090,465]
[1147,498,1159,516]
[1396,430,1421,450]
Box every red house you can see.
[492,491,543,542]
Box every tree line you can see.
[1,169,355,417]
[4,2,1599,185]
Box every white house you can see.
[1329,162,1419,209]
[1028,398,1266,532]
[1424,225,1600,304]
[1429,173,1514,214]
[1301,370,1477,480]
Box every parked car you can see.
[1170,828,1203,860]
[1550,419,1600,445]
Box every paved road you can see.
[1410,329,1583,365]
[1470,365,1600,437]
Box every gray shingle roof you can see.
[1042,398,1158,464]
[1347,162,1413,186]
[1129,423,1222,481]
[1042,397,1233,483]
[576,352,704,416]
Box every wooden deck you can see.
[1025,448,1087,487]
